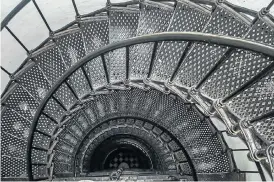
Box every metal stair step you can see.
[55,28,86,68]
[151,0,211,82]
[1,156,27,178]
[80,16,109,54]
[53,83,78,110]
[246,16,274,47]
[192,151,234,173]
[173,3,250,88]
[201,49,272,99]
[186,134,226,158]
[108,7,140,83]
[83,56,108,90]
[228,70,274,120]
[1,107,32,139]
[43,97,66,123]
[2,84,39,121]
[67,69,93,99]
[35,46,68,86]
[15,64,51,102]
[129,0,173,79]
[201,16,274,99]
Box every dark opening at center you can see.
[89,136,153,172]
[103,146,150,169]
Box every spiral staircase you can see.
[1,0,274,181]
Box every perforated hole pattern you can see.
[56,31,86,67]
[151,1,210,81]
[202,50,272,99]
[228,71,274,120]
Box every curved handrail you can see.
[1,0,31,30]
[1,0,270,99]
[26,32,274,180]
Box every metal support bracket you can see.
[239,120,268,162]
[144,79,170,94]
[266,144,274,175]
[213,99,239,135]
[47,150,55,168]
[165,83,189,103]
[187,87,214,116]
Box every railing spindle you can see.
[5,26,30,54]
[32,0,52,33]
[147,41,159,78]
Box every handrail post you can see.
[5,26,30,54]
[71,0,80,17]
[266,0,274,11]
[65,80,79,100]
[81,66,94,91]
[126,46,130,80]
[252,0,274,24]
[1,66,12,77]
[170,42,192,82]
[101,54,110,84]
[147,41,159,78]
[32,0,52,33]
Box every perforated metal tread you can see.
[254,116,274,143]
[228,70,274,121]
[53,114,91,158]
[3,84,39,121]
[192,151,233,173]
[55,29,86,68]
[186,135,225,158]
[67,69,93,98]
[54,162,72,175]
[54,83,78,110]
[16,64,51,102]
[202,49,273,98]
[151,0,211,81]
[129,0,173,79]
[83,56,108,89]
[108,7,140,82]
[44,89,229,176]
[1,107,31,139]
[173,4,250,87]
[80,16,109,54]
[109,7,140,43]
[201,17,274,99]
[246,17,274,47]
[35,46,67,86]
[1,156,27,178]
[32,131,51,149]
[53,150,72,166]
[36,114,57,136]
[43,98,66,122]
[1,133,27,159]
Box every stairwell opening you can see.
[89,135,153,171]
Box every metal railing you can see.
[1,0,274,181]
[0,0,268,91]
[26,32,274,180]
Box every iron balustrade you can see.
[25,32,274,180]
[1,0,274,180]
